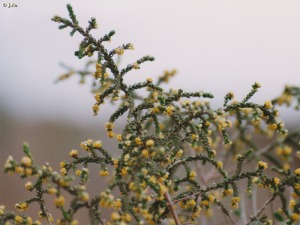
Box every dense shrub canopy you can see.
[1,4,300,225]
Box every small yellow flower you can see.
[68,149,78,158]
[60,168,67,176]
[124,154,130,161]
[99,170,109,176]
[264,100,273,109]
[146,77,153,83]
[92,104,100,115]
[289,199,296,209]
[122,213,132,222]
[128,182,136,191]
[187,199,196,208]
[201,200,209,206]
[25,182,33,191]
[24,168,32,176]
[75,170,82,176]
[93,140,102,148]
[146,139,155,147]
[58,179,69,187]
[231,196,240,208]
[113,159,119,168]
[175,149,183,158]
[191,134,198,141]
[189,171,196,181]
[254,82,261,88]
[135,137,143,145]
[70,220,79,225]
[111,212,121,221]
[54,195,65,208]
[205,121,211,127]
[140,180,147,188]
[21,156,32,167]
[208,194,215,202]
[268,123,277,130]
[34,220,42,225]
[120,167,128,176]
[80,192,89,202]
[113,199,122,210]
[0,205,5,216]
[149,175,157,184]
[48,187,57,195]
[94,93,100,102]
[159,184,167,195]
[15,215,23,223]
[141,149,150,158]
[273,177,280,186]
[26,216,33,225]
[128,43,134,50]
[105,122,114,130]
[223,188,233,196]
[115,48,124,55]
[258,161,268,170]
[15,202,28,212]
[282,146,292,155]
[294,168,300,175]
[165,105,175,116]
[217,161,223,169]
[141,168,148,176]
[295,183,300,190]
[151,107,160,114]
[291,213,300,221]
[107,131,115,138]
[133,62,139,69]
[15,166,24,174]
[116,134,123,142]
[60,161,66,168]
[96,63,102,72]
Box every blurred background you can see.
[1,0,300,223]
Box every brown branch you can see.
[164,191,182,225]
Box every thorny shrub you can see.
[1,4,300,225]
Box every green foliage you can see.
[1,4,300,225]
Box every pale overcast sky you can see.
[1,0,300,125]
